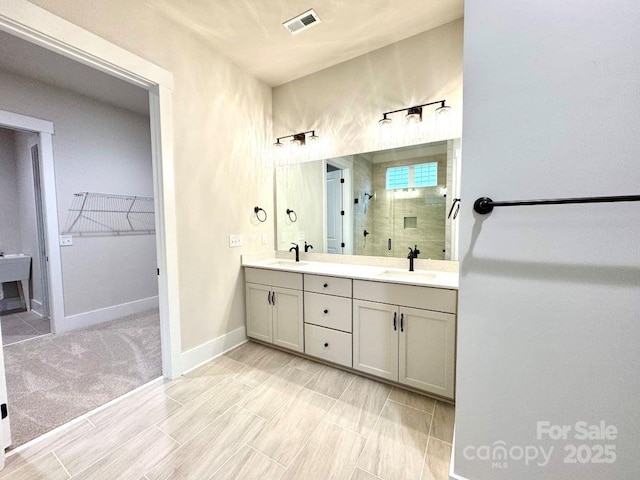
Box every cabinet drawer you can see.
[353,280,457,314]
[304,324,352,368]
[304,274,352,297]
[245,268,303,290]
[304,292,352,332]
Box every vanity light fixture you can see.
[274,130,319,147]
[379,100,451,125]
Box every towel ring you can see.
[286,208,298,222]
[254,206,267,223]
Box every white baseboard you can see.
[180,326,247,375]
[31,299,44,317]
[449,433,471,480]
[62,296,159,333]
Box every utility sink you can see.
[0,254,31,283]
[376,269,437,283]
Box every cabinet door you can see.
[399,306,456,398]
[272,287,304,353]
[353,300,398,381]
[246,283,272,343]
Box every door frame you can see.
[28,137,51,319]
[0,1,182,380]
[323,157,353,255]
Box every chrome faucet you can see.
[304,241,313,252]
[289,243,300,262]
[407,245,420,272]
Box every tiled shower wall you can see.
[355,153,447,259]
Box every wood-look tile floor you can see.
[2,341,454,480]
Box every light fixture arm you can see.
[381,100,447,117]
[275,130,317,144]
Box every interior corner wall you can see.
[455,1,640,479]
[0,128,21,254]
[27,0,274,353]
[272,18,463,162]
[0,70,157,322]
[276,161,325,251]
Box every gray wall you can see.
[0,129,44,311]
[455,1,640,478]
[0,128,20,254]
[0,69,157,320]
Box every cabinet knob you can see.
[323,283,328,288]
[323,309,328,314]
[324,342,329,347]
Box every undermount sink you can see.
[267,260,308,268]
[376,269,437,283]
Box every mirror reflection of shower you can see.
[275,138,461,260]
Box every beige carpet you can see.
[4,309,161,447]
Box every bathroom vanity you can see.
[243,257,457,400]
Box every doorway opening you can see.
[0,130,52,346]
[324,159,353,255]
[0,5,180,453]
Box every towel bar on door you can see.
[473,195,640,215]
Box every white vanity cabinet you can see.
[353,280,457,399]
[243,263,458,400]
[303,274,353,367]
[245,268,304,352]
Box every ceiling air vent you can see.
[283,9,321,35]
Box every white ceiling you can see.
[0,30,149,116]
[149,0,464,86]
[0,1,463,114]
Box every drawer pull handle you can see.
[323,283,328,288]
[324,342,329,347]
[323,309,328,314]
[400,313,404,332]
[267,291,272,305]
[393,312,397,331]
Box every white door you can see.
[272,287,304,353]
[399,307,456,398]
[0,322,7,466]
[29,137,51,318]
[245,283,272,343]
[325,169,343,254]
[353,300,398,381]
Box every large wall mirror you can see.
[276,138,461,261]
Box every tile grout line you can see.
[352,388,393,473]
[59,421,169,477]
[52,451,72,479]
[356,465,386,480]
[85,417,96,428]
[246,443,289,468]
[153,424,182,447]
[322,418,368,441]
[322,374,357,420]
[387,398,436,416]
[419,402,436,480]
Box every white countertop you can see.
[242,257,459,290]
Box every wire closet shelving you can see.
[62,192,156,236]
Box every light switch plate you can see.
[229,234,243,247]
[59,235,73,246]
